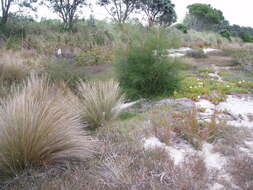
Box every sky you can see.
[6,0,253,27]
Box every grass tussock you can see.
[0,52,29,85]
[0,75,96,180]
[77,79,126,128]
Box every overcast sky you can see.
[10,0,253,27]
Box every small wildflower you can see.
[189,86,192,89]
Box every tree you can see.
[139,0,177,27]
[1,0,13,24]
[0,0,37,25]
[44,0,86,31]
[97,0,137,24]
[184,3,224,31]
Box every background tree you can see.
[97,0,137,24]
[139,0,177,27]
[0,0,37,25]
[44,0,86,31]
[184,3,224,31]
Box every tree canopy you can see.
[139,0,177,27]
[0,0,37,25]
[43,0,86,31]
[97,0,137,24]
[185,3,224,31]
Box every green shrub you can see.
[5,37,22,50]
[175,23,188,33]
[76,46,113,66]
[219,29,231,41]
[0,75,96,180]
[240,32,253,42]
[119,111,138,120]
[115,29,182,99]
[77,79,126,129]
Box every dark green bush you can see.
[219,29,231,41]
[240,32,253,42]
[115,29,182,99]
[175,23,188,33]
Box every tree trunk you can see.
[1,15,8,25]
[148,18,154,27]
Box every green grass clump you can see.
[119,112,138,120]
[115,28,182,100]
[198,68,215,74]
[174,77,235,103]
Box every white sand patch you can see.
[245,141,253,149]
[208,72,223,82]
[196,99,216,121]
[167,47,220,57]
[217,95,253,128]
[167,47,193,54]
[196,99,215,115]
[217,95,253,116]
[211,183,224,190]
[166,146,185,165]
[203,48,220,54]
[143,138,230,189]
[143,137,166,149]
[144,138,226,170]
[202,143,225,170]
[143,137,187,165]
[167,47,192,57]
[196,95,253,128]
[241,141,253,156]
[168,53,185,57]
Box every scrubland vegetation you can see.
[0,1,253,189]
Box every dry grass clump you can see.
[150,114,174,145]
[2,116,217,189]
[0,75,96,181]
[149,108,223,149]
[0,51,30,85]
[77,79,126,128]
[179,109,222,149]
[227,151,253,189]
